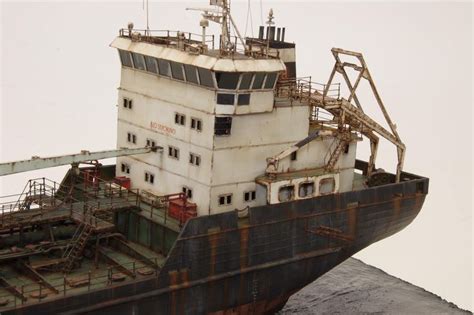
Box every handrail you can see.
[0,257,161,309]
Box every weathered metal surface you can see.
[0,164,428,314]
[0,147,161,177]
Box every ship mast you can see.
[187,0,246,55]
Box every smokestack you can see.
[259,26,265,40]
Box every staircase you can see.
[326,139,347,171]
[62,223,93,273]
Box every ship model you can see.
[0,2,429,314]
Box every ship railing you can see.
[119,28,279,59]
[119,28,216,52]
[75,169,141,209]
[0,257,161,310]
[0,178,64,226]
[276,77,341,102]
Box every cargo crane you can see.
[0,146,162,177]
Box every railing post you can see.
[88,271,91,291]
[21,285,24,305]
[63,276,67,296]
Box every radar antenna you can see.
[187,0,246,54]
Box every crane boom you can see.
[0,146,162,176]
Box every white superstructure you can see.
[111,13,359,216]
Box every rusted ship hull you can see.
[2,163,428,315]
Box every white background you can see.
[1,0,472,311]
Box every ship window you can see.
[299,182,315,198]
[216,72,240,90]
[319,178,335,195]
[217,93,235,105]
[218,194,232,206]
[252,73,266,89]
[189,153,201,166]
[118,50,133,68]
[237,94,250,106]
[264,72,278,89]
[127,132,136,144]
[131,52,146,71]
[344,144,350,154]
[278,185,295,202]
[144,56,158,74]
[146,139,156,148]
[244,191,256,202]
[170,61,185,81]
[184,64,199,84]
[197,67,215,88]
[145,172,155,184]
[182,187,193,199]
[158,59,171,77]
[168,146,180,160]
[191,117,202,131]
[215,117,232,136]
[121,163,130,174]
[239,73,253,90]
[123,98,133,109]
[174,113,186,126]
[291,151,297,161]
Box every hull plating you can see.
[3,172,428,315]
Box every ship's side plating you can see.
[4,162,427,315]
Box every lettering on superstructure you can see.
[150,121,176,135]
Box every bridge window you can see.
[217,93,235,105]
[170,61,185,81]
[278,185,295,202]
[319,178,335,195]
[218,194,232,206]
[184,64,199,84]
[215,117,232,136]
[237,94,250,106]
[158,59,171,77]
[118,50,133,68]
[216,72,240,90]
[131,53,146,71]
[191,117,202,131]
[144,56,158,74]
[299,182,314,198]
[264,72,278,89]
[197,67,215,88]
[239,73,253,90]
[244,191,256,202]
[252,73,266,89]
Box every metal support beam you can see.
[20,262,59,294]
[0,147,162,177]
[0,276,27,301]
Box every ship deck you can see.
[0,161,408,312]
[0,168,182,310]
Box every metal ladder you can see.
[326,139,347,171]
[62,223,93,273]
